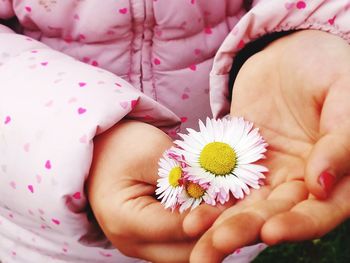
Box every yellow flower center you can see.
[199,142,236,176]
[168,166,182,187]
[186,182,205,199]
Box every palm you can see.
[189,30,350,263]
[231,44,317,187]
[231,29,350,189]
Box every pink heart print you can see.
[52,218,60,225]
[237,40,245,49]
[120,101,129,109]
[204,27,212,34]
[99,251,113,257]
[284,2,294,10]
[36,175,42,183]
[131,100,138,109]
[72,192,82,200]
[154,58,161,65]
[189,64,197,71]
[4,116,11,124]
[45,160,52,169]
[68,97,77,103]
[45,100,54,107]
[119,8,128,14]
[182,93,189,100]
[194,49,201,55]
[328,16,336,25]
[78,107,87,114]
[296,1,306,9]
[9,181,16,189]
[28,185,34,193]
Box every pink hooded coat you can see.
[0,0,349,262]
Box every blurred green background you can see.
[253,219,350,263]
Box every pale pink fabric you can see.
[211,0,350,118]
[0,0,348,262]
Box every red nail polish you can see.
[318,171,336,196]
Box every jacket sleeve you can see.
[210,0,350,118]
[0,0,14,19]
[0,27,180,257]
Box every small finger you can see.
[262,176,350,245]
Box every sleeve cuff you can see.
[210,0,350,118]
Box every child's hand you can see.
[87,120,194,263]
[187,30,350,262]
[230,29,350,198]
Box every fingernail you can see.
[318,171,336,196]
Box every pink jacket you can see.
[0,0,349,262]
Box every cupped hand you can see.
[87,120,194,263]
[187,30,350,262]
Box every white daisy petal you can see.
[183,130,207,148]
[174,140,199,154]
[203,191,216,206]
[241,164,269,173]
[181,118,267,202]
[155,150,185,210]
[199,119,213,143]
[205,118,215,139]
[238,153,266,164]
[191,198,202,210]
[178,134,203,150]
[237,142,267,158]
[158,117,268,211]
[187,128,210,145]
[180,198,193,213]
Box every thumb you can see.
[306,129,350,199]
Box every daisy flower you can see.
[156,149,184,210]
[178,180,216,213]
[174,117,268,203]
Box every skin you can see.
[86,121,194,263]
[86,120,233,262]
[87,30,350,263]
[187,30,350,262]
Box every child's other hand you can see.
[187,30,350,262]
[229,29,350,198]
[87,121,194,263]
